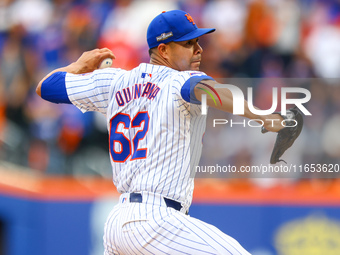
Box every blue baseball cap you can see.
[147,10,215,49]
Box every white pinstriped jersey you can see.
[65,63,207,210]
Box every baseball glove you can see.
[262,106,303,164]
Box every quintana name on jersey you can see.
[115,82,161,107]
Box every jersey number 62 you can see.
[109,112,150,162]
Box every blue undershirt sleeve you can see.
[180,75,214,104]
[41,71,71,104]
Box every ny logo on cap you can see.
[185,13,195,25]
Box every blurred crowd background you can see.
[0,0,339,180]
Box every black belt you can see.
[129,193,187,214]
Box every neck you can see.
[150,57,165,66]
[149,53,174,69]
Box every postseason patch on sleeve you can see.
[189,71,207,76]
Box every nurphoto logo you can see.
[201,84,311,116]
[200,84,311,128]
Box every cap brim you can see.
[173,28,215,42]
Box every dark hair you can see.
[148,47,156,57]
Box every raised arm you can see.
[36,48,115,97]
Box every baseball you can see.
[98,58,113,69]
